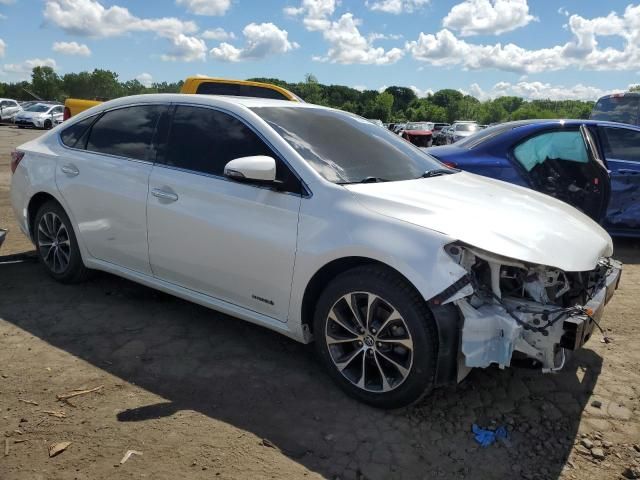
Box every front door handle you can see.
[151,188,179,202]
[60,164,79,177]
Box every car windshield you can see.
[406,122,434,131]
[456,123,478,132]
[25,104,50,113]
[252,106,445,184]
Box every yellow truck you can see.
[63,76,302,120]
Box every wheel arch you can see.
[300,256,420,336]
[300,255,462,387]
[27,192,60,242]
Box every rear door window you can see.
[601,126,640,163]
[195,82,289,100]
[514,131,588,171]
[60,115,97,148]
[591,95,639,125]
[86,105,165,161]
[161,105,302,194]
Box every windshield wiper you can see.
[421,168,459,178]
[341,176,390,184]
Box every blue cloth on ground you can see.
[472,424,508,447]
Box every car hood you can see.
[16,111,46,119]
[345,172,613,272]
[404,130,433,136]
[453,130,474,137]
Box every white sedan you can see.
[10,94,621,408]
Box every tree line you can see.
[0,66,627,124]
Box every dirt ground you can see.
[0,125,638,480]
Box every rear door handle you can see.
[60,164,79,177]
[151,188,179,202]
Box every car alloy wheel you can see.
[37,211,71,274]
[325,291,414,393]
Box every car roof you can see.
[88,93,325,112]
[495,118,640,130]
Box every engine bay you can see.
[439,243,621,376]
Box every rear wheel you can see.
[34,201,90,283]
[314,265,438,409]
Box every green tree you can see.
[364,92,394,121]
[383,86,417,113]
[629,85,640,92]
[31,66,62,101]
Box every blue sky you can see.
[0,0,638,100]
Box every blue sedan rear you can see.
[427,120,640,237]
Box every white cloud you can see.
[135,72,153,87]
[313,13,404,64]
[286,0,404,64]
[443,0,536,36]
[0,39,5,57]
[175,0,230,16]
[44,0,198,38]
[3,58,57,79]
[52,40,91,56]
[161,34,207,61]
[368,32,403,41]
[0,0,15,4]
[558,7,569,17]
[210,22,298,62]
[409,85,434,97]
[365,0,430,15]
[284,0,336,31]
[44,1,209,63]
[470,81,623,101]
[407,4,640,74]
[201,27,235,41]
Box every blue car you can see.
[427,120,640,237]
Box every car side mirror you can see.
[224,155,278,185]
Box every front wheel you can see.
[34,201,90,283]
[314,265,438,409]
[43,120,52,130]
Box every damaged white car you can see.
[10,95,621,408]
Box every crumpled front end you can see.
[432,244,622,378]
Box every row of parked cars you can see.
[379,120,487,147]
[0,98,64,129]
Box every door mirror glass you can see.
[224,155,277,183]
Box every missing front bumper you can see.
[456,258,621,373]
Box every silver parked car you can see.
[13,103,64,129]
[0,98,22,122]
[446,121,480,144]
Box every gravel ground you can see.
[0,125,639,480]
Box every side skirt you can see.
[84,258,304,342]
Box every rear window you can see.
[60,115,97,149]
[591,95,640,125]
[195,82,289,100]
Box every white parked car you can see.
[13,103,63,129]
[446,121,480,144]
[0,98,22,121]
[10,94,621,408]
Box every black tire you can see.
[426,139,433,148]
[34,201,90,284]
[313,265,438,409]
[43,120,52,130]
